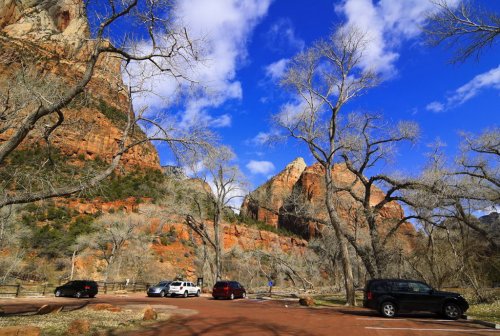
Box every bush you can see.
[89,168,166,201]
[238,215,298,237]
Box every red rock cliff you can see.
[0,0,160,170]
[241,158,415,245]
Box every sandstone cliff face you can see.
[241,158,415,243]
[240,157,307,228]
[0,0,160,170]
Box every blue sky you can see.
[125,0,499,191]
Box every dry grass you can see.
[0,307,170,335]
[468,300,500,324]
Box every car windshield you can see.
[171,282,182,286]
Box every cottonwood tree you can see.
[335,113,420,278]
[424,0,500,62]
[402,130,499,300]
[185,146,247,281]
[274,26,379,305]
[0,0,214,209]
[78,212,144,282]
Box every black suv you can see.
[363,279,468,320]
[54,280,98,298]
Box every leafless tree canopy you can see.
[274,25,381,306]
[424,0,500,62]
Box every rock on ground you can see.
[299,297,315,307]
[67,319,91,335]
[143,306,158,321]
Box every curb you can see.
[466,316,500,329]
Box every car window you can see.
[393,281,410,292]
[408,282,431,293]
[214,282,228,288]
[171,282,182,286]
[370,281,389,292]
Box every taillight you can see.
[84,286,90,290]
[180,286,183,290]
[367,291,373,300]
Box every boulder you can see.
[299,297,315,307]
[67,319,91,335]
[142,306,157,321]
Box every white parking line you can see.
[365,327,500,332]
[357,317,462,322]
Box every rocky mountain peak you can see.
[1,0,89,52]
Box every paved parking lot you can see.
[1,294,498,335]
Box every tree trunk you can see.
[324,169,356,306]
[214,208,222,281]
[70,250,77,280]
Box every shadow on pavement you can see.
[124,316,316,336]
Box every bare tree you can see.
[336,113,420,277]
[274,25,379,305]
[185,146,247,281]
[424,0,500,62]
[0,0,214,208]
[79,213,144,282]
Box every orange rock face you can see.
[241,158,416,246]
[0,0,160,171]
[241,158,307,228]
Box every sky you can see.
[121,0,500,195]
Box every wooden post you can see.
[15,284,20,297]
[42,284,46,296]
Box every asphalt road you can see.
[1,294,499,335]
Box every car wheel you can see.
[89,294,96,298]
[229,293,235,300]
[380,301,397,318]
[443,302,461,320]
[196,290,200,297]
[242,292,246,299]
[75,291,82,299]
[55,290,61,297]
[183,291,188,298]
[160,290,166,297]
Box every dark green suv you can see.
[363,279,469,320]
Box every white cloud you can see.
[448,65,500,106]
[265,58,290,81]
[337,0,460,76]
[427,65,500,112]
[267,18,305,52]
[126,0,272,129]
[426,101,445,113]
[246,160,275,175]
[250,132,272,145]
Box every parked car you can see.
[54,280,98,298]
[212,281,246,300]
[363,279,469,320]
[147,280,172,297]
[168,281,200,297]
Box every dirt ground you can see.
[0,293,499,335]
